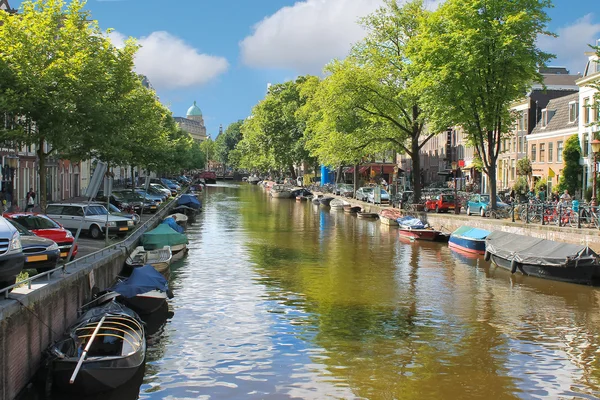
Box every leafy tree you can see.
[410,0,554,208]
[0,0,140,210]
[237,77,315,178]
[200,137,215,170]
[557,134,582,196]
[214,120,243,168]
[534,178,547,195]
[512,176,528,196]
[516,157,533,188]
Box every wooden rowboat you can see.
[126,246,172,274]
[357,212,378,219]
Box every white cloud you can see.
[108,31,229,90]
[239,0,443,74]
[239,0,382,74]
[539,14,600,74]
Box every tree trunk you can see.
[37,138,47,213]
[336,166,343,184]
[289,165,297,180]
[411,137,421,203]
[353,163,359,198]
[131,165,135,191]
[489,161,497,209]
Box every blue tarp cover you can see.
[112,265,169,298]
[396,216,426,229]
[162,217,184,233]
[451,226,491,240]
[177,194,201,210]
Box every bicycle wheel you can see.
[569,213,579,228]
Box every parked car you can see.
[7,220,60,274]
[0,216,24,290]
[466,194,509,217]
[425,194,459,213]
[114,190,158,213]
[99,203,141,225]
[160,178,181,194]
[3,213,78,260]
[45,203,135,239]
[134,189,163,206]
[335,184,354,197]
[367,188,390,204]
[150,183,172,198]
[355,187,374,201]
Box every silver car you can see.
[355,187,374,201]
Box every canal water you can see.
[23,183,600,399]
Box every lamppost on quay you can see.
[451,161,459,214]
[590,138,600,207]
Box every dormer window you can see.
[569,101,578,123]
[541,109,548,128]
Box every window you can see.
[511,159,515,180]
[518,135,523,153]
[531,144,537,162]
[541,109,547,127]
[518,112,526,131]
[569,102,578,123]
[548,142,553,162]
[540,143,545,162]
[584,98,590,124]
[557,141,564,163]
[583,134,589,157]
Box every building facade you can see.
[175,101,208,142]
[576,47,600,194]
[527,92,580,194]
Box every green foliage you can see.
[534,178,547,194]
[557,135,582,195]
[513,176,528,195]
[214,120,243,166]
[516,157,532,177]
[410,0,554,207]
[236,77,315,177]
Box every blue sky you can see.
[9,0,600,137]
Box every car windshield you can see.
[480,195,490,203]
[12,215,60,230]
[363,188,374,193]
[162,179,174,185]
[7,220,33,236]
[84,205,108,216]
[443,195,455,201]
[380,189,388,194]
[107,204,121,213]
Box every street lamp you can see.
[451,161,458,214]
[590,138,600,206]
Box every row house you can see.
[577,47,600,194]
[526,92,579,193]
[497,68,580,191]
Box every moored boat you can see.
[167,213,188,229]
[397,216,441,241]
[357,212,378,219]
[319,197,334,207]
[141,224,188,262]
[125,246,172,274]
[270,184,293,198]
[330,199,349,209]
[379,209,402,226]
[343,205,361,214]
[113,265,172,315]
[47,301,145,395]
[485,231,600,284]
[248,176,261,185]
[448,226,491,255]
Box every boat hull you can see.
[270,191,292,198]
[449,236,486,255]
[489,253,598,285]
[171,244,188,261]
[398,229,440,241]
[380,217,399,226]
[120,292,167,315]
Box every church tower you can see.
[175,100,207,141]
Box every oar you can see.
[69,315,106,384]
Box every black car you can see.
[7,220,60,274]
[0,216,25,290]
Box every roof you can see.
[174,117,203,127]
[531,92,579,135]
[186,101,202,117]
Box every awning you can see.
[359,166,370,174]
[343,167,354,173]
[382,165,395,174]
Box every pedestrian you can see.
[25,188,35,212]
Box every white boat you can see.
[170,243,188,261]
[166,213,188,229]
[270,184,293,198]
[330,199,349,209]
[126,246,172,274]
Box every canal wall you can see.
[317,194,600,252]
[0,201,177,400]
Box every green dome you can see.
[187,101,202,117]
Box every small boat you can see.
[47,301,145,395]
[141,224,188,262]
[113,265,172,315]
[357,212,379,219]
[290,188,312,198]
[167,213,188,229]
[397,216,441,241]
[343,205,361,214]
[330,199,349,209]
[248,176,261,185]
[172,205,198,223]
[126,246,172,274]
[485,231,600,284]
[177,194,202,210]
[270,184,293,198]
[319,197,334,207]
[448,226,491,255]
[379,209,402,226]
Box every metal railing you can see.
[0,192,184,299]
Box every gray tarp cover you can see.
[485,231,599,267]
